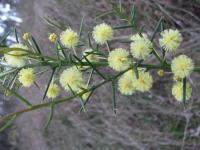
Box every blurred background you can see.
[1,0,200,150]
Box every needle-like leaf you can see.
[112,80,117,114]
[84,56,107,80]
[0,30,12,45]
[88,32,93,48]
[79,89,94,112]
[57,41,67,58]
[42,68,56,100]
[79,16,84,38]
[44,103,54,130]
[31,36,45,62]
[183,78,186,105]
[14,27,19,43]
[67,84,87,112]
[42,16,65,30]
[95,10,113,20]
[0,114,17,133]
[150,16,164,42]
[0,84,32,108]
[113,25,133,30]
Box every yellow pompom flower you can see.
[157,69,165,77]
[130,36,153,59]
[83,49,99,62]
[118,73,136,95]
[47,84,60,99]
[159,29,182,52]
[135,71,153,92]
[18,68,35,87]
[108,48,131,71]
[4,43,28,67]
[48,33,57,43]
[60,29,79,48]
[59,67,84,92]
[92,23,113,44]
[172,82,192,101]
[23,32,30,41]
[171,55,194,78]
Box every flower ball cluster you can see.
[118,69,153,95]
[60,28,79,48]
[171,55,194,78]
[172,82,192,102]
[118,70,136,95]
[18,68,36,87]
[159,29,182,52]
[92,23,113,44]
[108,48,131,71]
[47,84,60,99]
[59,67,85,92]
[130,33,153,59]
[6,22,196,104]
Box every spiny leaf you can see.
[79,89,94,112]
[84,56,106,80]
[183,78,186,105]
[44,103,54,130]
[0,114,17,133]
[42,16,65,30]
[113,25,133,30]
[75,43,85,48]
[57,41,67,58]
[106,41,111,53]
[79,16,84,37]
[112,80,117,114]
[88,32,93,48]
[67,84,87,112]
[84,51,101,56]
[69,54,76,64]
[0,30,12,45]
[34,81,40,90]
[87,69,94,86]
[160,19,164,32]
[131,5,136,23]
[130,5,136,31]
[43,68,56,100]
[151,48,163,64]
[73,54,84,66]
[95,10,113,20]
[0,84,32,108]
[133,64,139,79]
[134,59,144,78]
[150,16,164,41]
[138,25,145,35]
[14,27,19,43]
[8,69,20,89]
[31,36,43,57]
